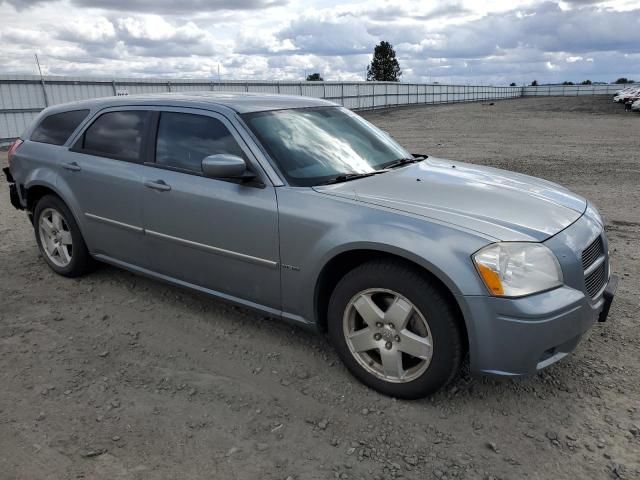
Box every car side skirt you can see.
[92,253,315,330]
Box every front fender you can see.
[276,187,492,324]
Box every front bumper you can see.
[459,275,617,376]
[460,210,617,377]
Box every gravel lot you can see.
[1,96,638,480]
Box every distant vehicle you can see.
[612,87,629,102]
[614,87,640,103]
[618,89,640,110]
[3,93,618,398]
[626,92,640,104]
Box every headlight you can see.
[473,243,563,297]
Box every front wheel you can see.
[328,260,464,399]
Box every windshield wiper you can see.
[381,154,427,170]
[319,170,389,185]
[318,154,428,185]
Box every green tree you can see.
[614,77,633,84]
[562,81,574,85]
[581,79,592,85]
[366,41,402,82]
[531,80,538,86]
[306,73,323,81]
[509,82,516,86]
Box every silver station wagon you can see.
[3,92,617,398]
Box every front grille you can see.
[581,235,607,298]
[582,236,603,270]
[584,261,607,297]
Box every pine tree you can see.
[366,41,402,82]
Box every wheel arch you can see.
[25,181,83,231]
[313,248,469,353]
[25,183,61,212]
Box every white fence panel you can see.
[300,83,324,98]
[323,83,343,105]
[46,81,114,104]
[0,80,46,110]
[0,75,626,144]
[247,83,280,94]
[522,84,620,96]
[172,82,212,92]
[0,110,39,140]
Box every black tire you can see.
[328,260,463,399]
[33,194,93,277]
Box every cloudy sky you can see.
[1,0,639,84]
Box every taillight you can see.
[7,138,23,167]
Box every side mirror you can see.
[201,154,248,179]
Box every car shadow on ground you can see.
[85,261,586,406]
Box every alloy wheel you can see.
[38,207,73,267]
[342,288,434,383]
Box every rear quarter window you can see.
[31,109,90,146]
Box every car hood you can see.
[313,157,586,241]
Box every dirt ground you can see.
[1,96,638,480]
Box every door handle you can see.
[62,162,81,172]
[144,180,171,192]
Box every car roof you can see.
[46,91,337,115]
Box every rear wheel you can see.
[33,195,93,277]
[328,260,463,399]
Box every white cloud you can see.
[0,0,638,83]
[0,0,287,13]
[59,17,116,43]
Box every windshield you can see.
[242,106,411,186]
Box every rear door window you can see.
[155,112,246,174]
[79,110,147,162]
[31,109,89,145]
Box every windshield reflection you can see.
[278,113,376,175]
[243,107,410,186]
